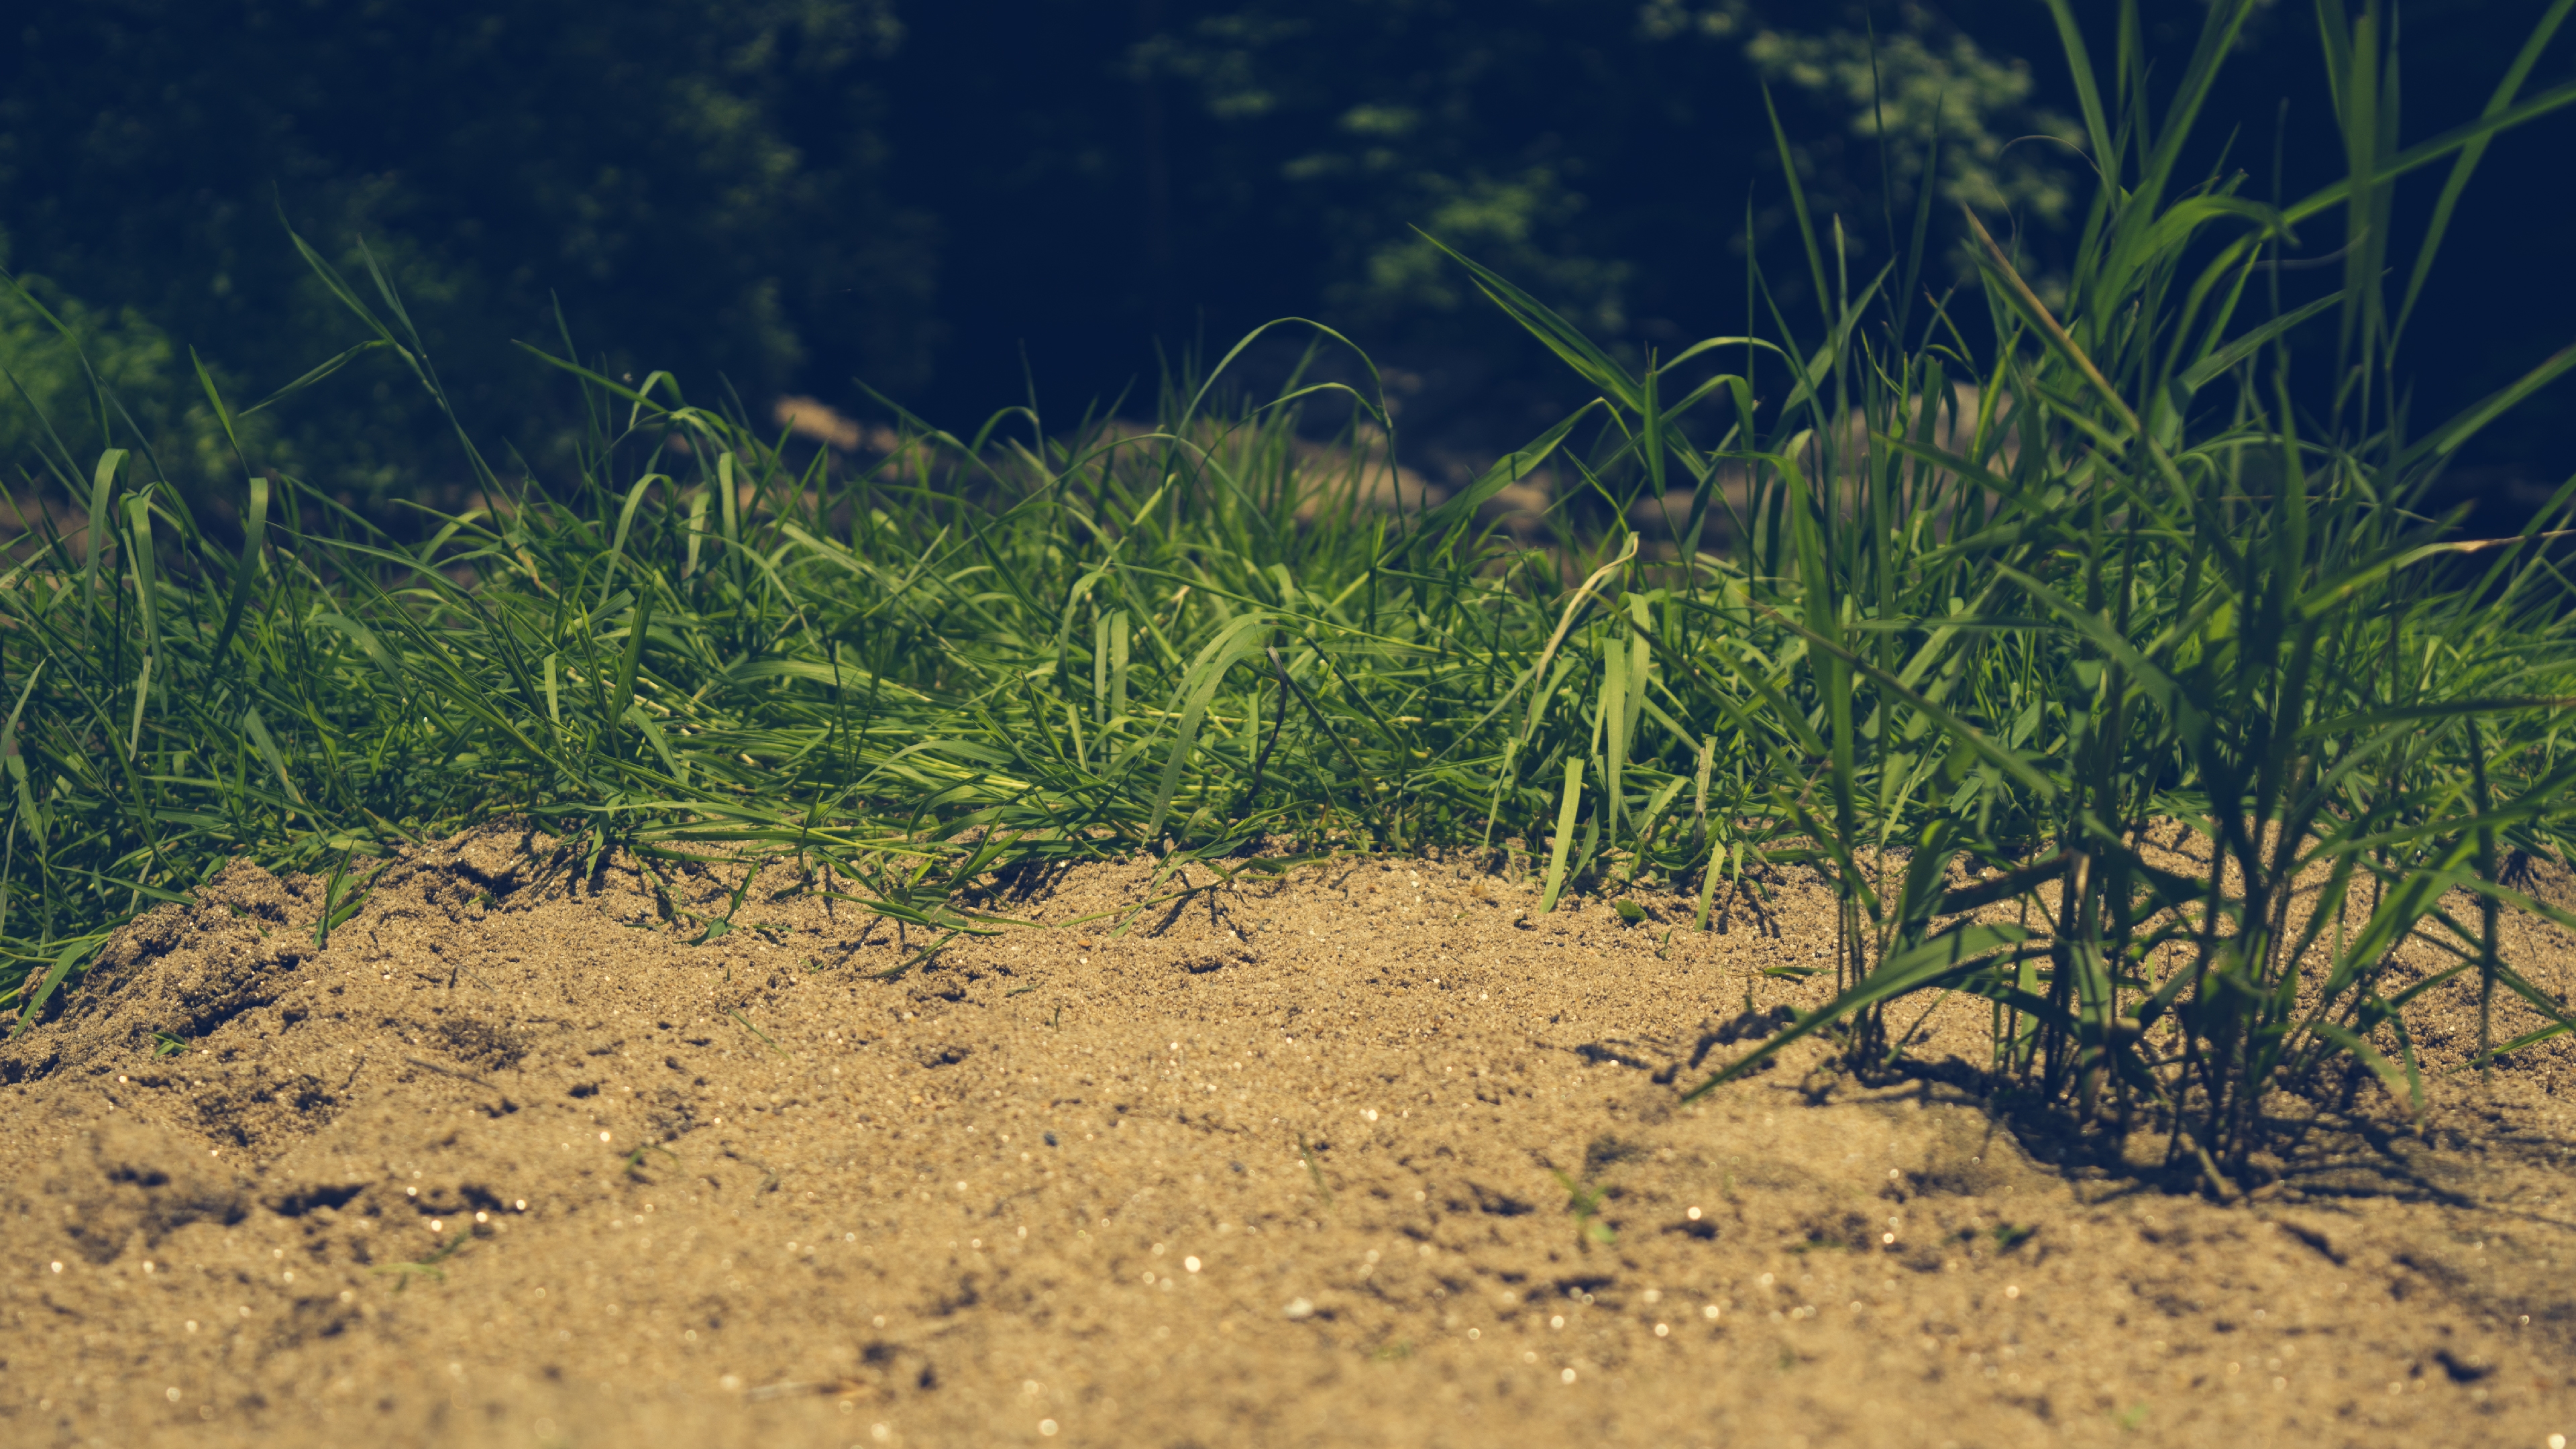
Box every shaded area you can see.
[4,3,2568,516]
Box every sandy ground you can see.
[3,830,2573,1449]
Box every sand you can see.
[3,830,2572,1449]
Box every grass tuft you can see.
[3,0,2573,1189]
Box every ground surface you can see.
[3,831,2573,1449]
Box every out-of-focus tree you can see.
[1,0,934,506]
[882,0,2082,466]
[1,0,2565,512]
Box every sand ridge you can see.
[2,829,2572,1448]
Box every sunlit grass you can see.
[4,0,2574,1198]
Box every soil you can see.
[3,830,2573,1449]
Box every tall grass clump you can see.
[1597,0,2576,1189]
[3,0,2574,1194]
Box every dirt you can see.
[3,830,2573,1449]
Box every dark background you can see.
[2,1,2569,525]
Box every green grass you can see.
[6,0,2576,1193]
[1656,0,2576,1190]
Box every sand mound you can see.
[3,832,2571,1448]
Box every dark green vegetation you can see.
[7,1,2572,512]
[6,1,2576,1191]
[2,0,2055,506]
[0,0,930,507]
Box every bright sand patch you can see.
[5,832,2573,1447]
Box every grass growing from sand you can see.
[4,0,2576,1190]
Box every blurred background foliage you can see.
[1,0,2570,526]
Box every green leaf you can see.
[1540,758,1583,915]
[1683,924,2040,1099]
